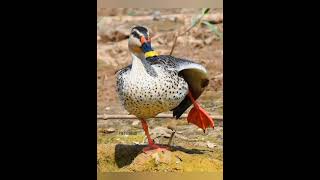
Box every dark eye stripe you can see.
[132,26,148,38]
[133,26,147,33]
[131,31,140,39]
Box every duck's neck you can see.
[141,42,158,59]
[131,53,150,76]
[131,53,158,78]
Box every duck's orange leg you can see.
[187,91,214,132]
[140,119,168,153]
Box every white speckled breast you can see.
[117,61,188,119]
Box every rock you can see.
[152,11,161,21]
[168,16,177,22]
[106,128,116,133]
[132,120,140,127]
[194,142,207,147]
[122,147,223,172]
[98,23,129,42]
[150,127,172,139]
[98,127,116,134]
[207,141,217,149]
[151,151,172,164]
[114,26,130,41]
[197,128,203,132]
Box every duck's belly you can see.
[117,74,189,119]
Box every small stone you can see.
[151,152,161,164]
[98,24,129,42]
[168,16,177,22]
[106,128,115,133]
[194,142,207,147]
[207,141,216,149]
[132,120,140,127]
[105,107,110,111]
[151,151,171,164]
[197,128,203,132]
[153,11,161,21]
[150,127,172,138]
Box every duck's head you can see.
[128,25,158,59]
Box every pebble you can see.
[206,141,217,149]
[197,128,203,132]
[106,128,115,133]
[150,127,172,138]
[152,11,161,21]
[131,120,140,127]
[168,16,177,22]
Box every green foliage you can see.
[202,21,223,39]
[191,8,211,27]
[202,8,210,15]
[190,8,223,40]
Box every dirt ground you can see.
[97,8,223,172]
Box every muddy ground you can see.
[97,8,223,172]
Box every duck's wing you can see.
[148,55,210,119]
[115,64,132,93]
[115,64,132,76]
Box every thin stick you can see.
[169,12,207,55]
[97,114,223,120]
[167,131,176,146]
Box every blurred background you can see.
[97,8,223,172]
[97,8,223,116]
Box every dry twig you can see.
[97,114,223,120]
[169,9,210,55]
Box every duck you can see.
[116,25,214,152]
